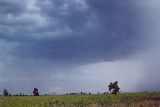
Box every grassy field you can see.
[0,92,160,107]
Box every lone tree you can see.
[108,81,120,95]
[33,88,39,96]
[3,89,9,96]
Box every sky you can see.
[0,0,160,95]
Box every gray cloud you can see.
[2,0,147,62]
[0,0,27,15]
[0,0,159,94]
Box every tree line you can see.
[1,81,120,96]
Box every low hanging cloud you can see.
[0,0,160,94]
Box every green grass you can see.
[0,92,160,107]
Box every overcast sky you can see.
[0,0,160,95]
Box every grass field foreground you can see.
[0,92,160,107]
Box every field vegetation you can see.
[0,92,160,107]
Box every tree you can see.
[33,88,39,96]
[108,81,120,95]
[3,89,9,96]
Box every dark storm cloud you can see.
[0,0,26,15]
[86,0,146,41]
[38,0,90,30]
[0,0,148,76]
[1,0,155,94]
[2,0,146,64]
